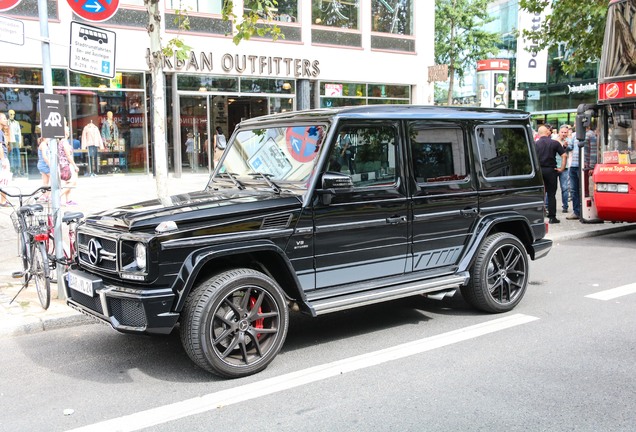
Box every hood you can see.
[84,188,303,232]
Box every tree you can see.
[435,0,501,105]
[144,0,280,205]
[519,0,606,75]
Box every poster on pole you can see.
[69,21,116,79]
[39,94,66,139]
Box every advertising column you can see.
[476,59,510,109]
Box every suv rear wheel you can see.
[461,233,528,313]
[180,268,289,378]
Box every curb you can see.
[547,222,636,243]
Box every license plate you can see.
[67,272,96,297]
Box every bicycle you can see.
[44,206,84,274]
[0,186,52,309]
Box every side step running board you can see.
[307,272,469,316]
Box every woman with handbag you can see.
[58,127,80,206]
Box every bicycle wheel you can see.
[31,241,51,310]
[19,229,30,283]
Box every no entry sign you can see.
[67,0,120,22]
[0,0,23,12]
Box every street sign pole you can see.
[38,0,64,298]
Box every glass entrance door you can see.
[179,95,208,173]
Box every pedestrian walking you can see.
[556,125,572,213]
[0,113,10,206]
[58,127,80,206]
[536,125,567,224]
[36,136,51,202]
[567,127,581,221]
[185,132,196,172]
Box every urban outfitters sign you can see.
[155,50,321,78]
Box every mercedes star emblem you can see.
[87,238,102,265]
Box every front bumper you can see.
[64,269,179,335]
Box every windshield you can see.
[211,124,327,188]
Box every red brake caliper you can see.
[249,296,264,338]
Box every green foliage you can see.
[224,0,284,44]
[519,0,607,74]
[434,0,501,81]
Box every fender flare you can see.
[171,239,305,312]
[457,213,533,273]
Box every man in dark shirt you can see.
[536,125,567,223]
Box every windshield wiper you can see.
[213,172,245,190]
[248,172,281,194]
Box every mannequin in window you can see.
[82,120,103,176]
[101,111,119,151]
[7,110,22,176]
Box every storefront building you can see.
[0,0,433,177]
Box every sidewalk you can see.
[2,175,635,337]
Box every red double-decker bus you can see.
[576,0,636,222]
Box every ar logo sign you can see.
[39,93,66,138]
[44,112,63,128]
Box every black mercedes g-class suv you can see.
[65,105,551,378]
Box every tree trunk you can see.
[447,65,455,106]
[147,0,170,206]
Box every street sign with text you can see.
[69,21,116,79]
[0,15,24,45]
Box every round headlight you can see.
[135,242,147,270]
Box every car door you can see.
[407,120,478,272]
[312,121,409,290]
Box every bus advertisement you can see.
[575,0,636,223]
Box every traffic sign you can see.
[69,21,116,79]
[67,0,120,22]
[286,126,320,163]
[0,0,22,12]
[0,15,24,45]
[39,94,66,139]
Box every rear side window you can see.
[408,123,469,183]
[476,126,533,178]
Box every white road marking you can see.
[585,283,636,301]
[67,313,539,432]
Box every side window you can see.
[408,123,468,183]
[327,124,398,187]
[476,126,533,178]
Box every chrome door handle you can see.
[386,216,407,224]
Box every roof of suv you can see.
[239,105,531,127]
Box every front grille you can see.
[109,298,147,328]
[78,232,118,272]
[69,290,104,315]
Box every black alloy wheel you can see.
[462,232,528,313]
[181,268,289,378]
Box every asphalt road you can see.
[1,231,635,432]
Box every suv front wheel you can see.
[461,233,529,313]
[180,268,289,378]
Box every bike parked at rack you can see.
[1,186,52,309]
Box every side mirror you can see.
[316,171,354,205]
[575,105,594,142]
